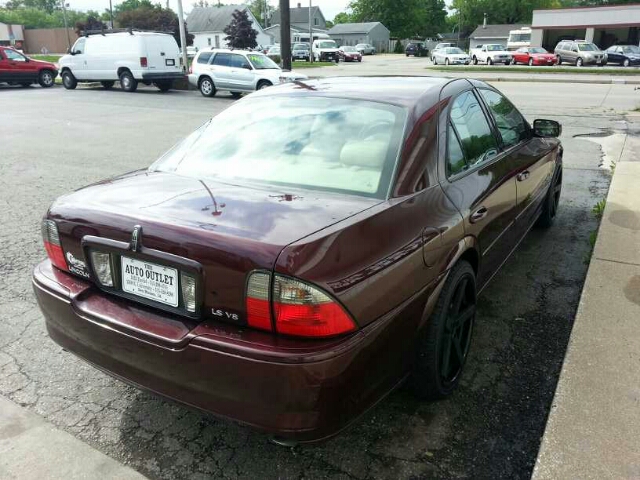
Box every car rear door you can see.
[0,49,11,82]
[438,83,519,289]
[477,87,555,240]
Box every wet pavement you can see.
[0,83,633,479]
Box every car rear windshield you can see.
[150,96,407,199]
[577,43,598,51]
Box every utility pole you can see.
[279,0,291,70]
[176,0,189,72]
[308,0,313,63]
[109,0,114,27]
[61,0,71,49]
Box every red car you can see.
[34,77,563,444]
[512,47,557,66]
[338,46,362,62]
[0,46,57,87]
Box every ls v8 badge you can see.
[66,252,90,278]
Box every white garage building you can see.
[531,4,640,51]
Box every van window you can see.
[213,53,231,66]
[197,52,213,64]
[73,38,86,54]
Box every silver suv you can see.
[554,40,607,67]
[188,48,307,98]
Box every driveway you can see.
[0,83,632,479]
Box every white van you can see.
[58,30,184,92]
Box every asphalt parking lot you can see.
[1,81,636,479]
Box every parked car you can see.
[512,47,556,66]
[0,46,57,88]
[470,44,512,65]
[431,42,454,61]
[292,42,310,62]
[188,48,307,98]
[34,76,563,444]
[58,31,183,92]
[356,43,375,55]
[182,46,198,58]
[604,45,640,67]
[405,42,428,57]
[554,40,607,67]
[313,39,340,62]
[266,45,281,60]
[432,47,470,65]
[339,46,362,62]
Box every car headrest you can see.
[340,140,388,169]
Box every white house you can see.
[186,5,272,51]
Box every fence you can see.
[24,28,78,54]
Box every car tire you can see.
[576,57,583,67]
[61,70,77,90]
[358,58,362,62]
[505,60,511,66]
[529,58,534,66]
[623,59,630,67]
[119,71,138,92]
[101,81,115,90]
[537,167,562,228]
[433,57,437,65]
[473,56,478,65]
[230,91,242,99]
[406,53,409,57]
[410,260,476,400]
[257,80,272,90]
[154,81,172,92]
[557,55,562,65]
[38,69,55,88]
[445,58,449,65]
[199,76,216,97]
[487,58,493,65]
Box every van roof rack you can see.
[82,27,174,37]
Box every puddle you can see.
[623,275,640,306]
[573,132,627,171]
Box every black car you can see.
[405,42,429,57]
[605,45,640,67]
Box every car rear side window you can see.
[478,89,529,148]
[448,91,498,173]
[213,53,231,66]
[197,52,213,64]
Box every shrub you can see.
[394,41,404,54]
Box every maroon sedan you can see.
[33,77,563,443]
[512,47,557,66]
[0,46,57,87]
[339,46,362,62]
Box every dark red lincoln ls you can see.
[33,77,563,443]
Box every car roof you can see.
[251,76,456,108]
[199,48,263,55]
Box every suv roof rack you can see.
[82,27,174,37]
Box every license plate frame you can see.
[121,257,179,308]
[166,59,175,66]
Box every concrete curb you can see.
[0,395,147,480]
[532,135,640,479]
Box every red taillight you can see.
[245,272,357,338]
[140,57,148,67]
[42,219,67,272]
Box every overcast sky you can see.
[64,0,452,24]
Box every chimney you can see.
[483,13,487,28]
[297,2,301,7]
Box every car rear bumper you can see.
[141,72,185,81]
[33,260,435,442]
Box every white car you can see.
[58,31,183,92]
[355,43,375,55]
[431,42,454,61]
[432,47,470,65]
[470,44,512,65]
[188,48,308,98]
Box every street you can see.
[0,81,634,479]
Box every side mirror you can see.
[534,119,562,138]
[243,64,252,70]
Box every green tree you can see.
[246,0,273,28]
[5,0,59,14]
[348,0,447,38]
[451,0,561,34]
[0,6,92,28]
[114,0,154,15]
[223,8,258,49]
[116,5,194,47]
[332,12,353,24]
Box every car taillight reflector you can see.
[140,57,148,67]
[246,272,272,331]
[273,276,356,338]
[41,219,67,272]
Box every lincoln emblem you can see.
[130,225,142,252]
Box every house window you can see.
[207,37,212,46]
[215,35,220,48]
[314,17,318,26]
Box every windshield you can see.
[487,45,505,51]
[577,43,598,51]
[529,47,547,54]
[248,53,279,70]
[621,45,640,54]
[293,43,309,50]
[445,48,464,54]
[151,96,407,198]
[342,46,357,52]
[317,41,337,49]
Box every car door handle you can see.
[470,207,488,223]
[517,170,530,182]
